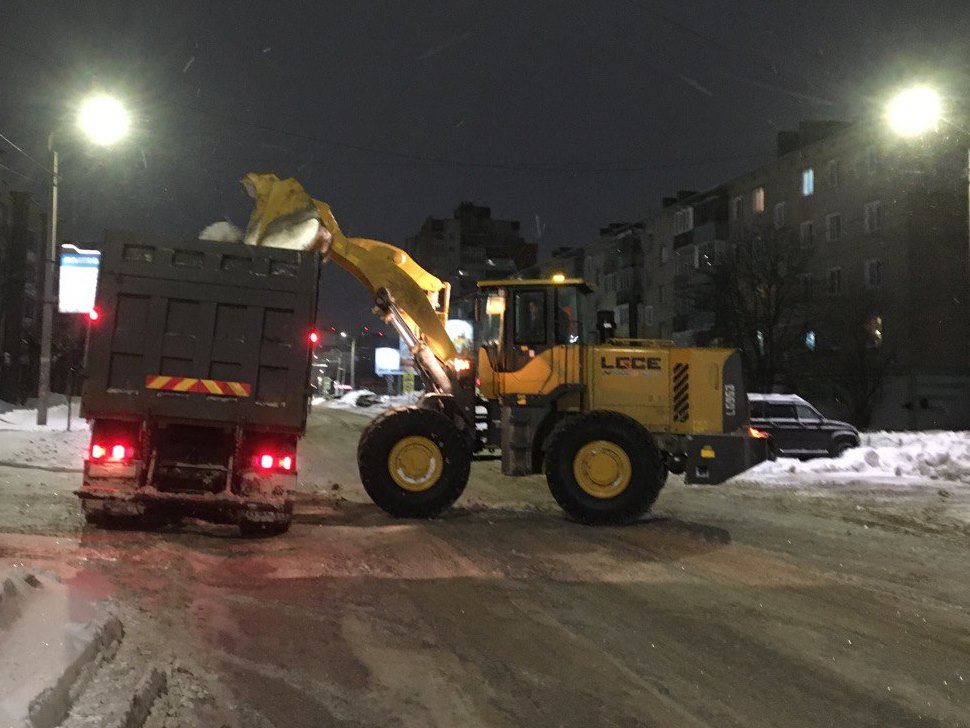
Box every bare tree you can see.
[812,288,894,429]
[696,226,814,392]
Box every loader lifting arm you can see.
[239,173,460,395]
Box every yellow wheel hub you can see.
[573,440,632,499]
[388,436,444,492]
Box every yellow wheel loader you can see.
[238,174,768,524]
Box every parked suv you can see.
[748,393,860,459]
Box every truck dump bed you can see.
[81,231,319,432]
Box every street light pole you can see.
[350,336,357,391]
[340,331,358,390]
[34,93,130,426]
[36,132,59,426]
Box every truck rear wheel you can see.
[358,407,471,518]
[544,412,664,525]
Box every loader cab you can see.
[476,277,592,377]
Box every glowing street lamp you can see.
[885,85,942,138]
[37,93,131,426]
[77,94,131,147]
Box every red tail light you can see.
[308,331,320,344]
[253,452,295,472]
[90,442,132,461]
[748,426,770,439]
[88,308,100,322]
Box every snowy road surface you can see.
[0,405,968,726]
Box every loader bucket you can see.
[241,173,326,252]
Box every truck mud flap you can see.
[684,433,768,485]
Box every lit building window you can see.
[805,331,817,351]
[752,187,765,214]
[802,168,814,196]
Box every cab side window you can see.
[513,290,547,345]
[750,401,767,418]
[555,287,581,344]
[767,403,797,419]
[795,404,821,423]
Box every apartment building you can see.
[405,202,537,319]
[0,187,48,404]
[660,120,970,428]
[580,223,646,337]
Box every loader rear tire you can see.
[358,407,471,518]
[545,412,664,525]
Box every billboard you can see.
[375,347,402,376]
[58,245,101,314]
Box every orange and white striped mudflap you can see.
[144,375,251,397]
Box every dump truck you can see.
[76,230,319,535]
[237,173,769,524]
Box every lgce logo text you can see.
[599,356,662,375]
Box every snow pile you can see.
[747,430,970,485]
[0,402,88,432]
[198,220,243,242]
[315,390,420,415]
[340,389,376,405]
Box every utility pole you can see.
[350,336,357,391]
[36,133,58,426]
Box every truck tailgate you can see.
[81,231,319,432]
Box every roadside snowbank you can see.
[0,402,87,432]
[744,430,970,486]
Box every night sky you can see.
[1,1,968,332]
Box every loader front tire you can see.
[545,412,664,525]
[358,407,471,518]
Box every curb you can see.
[0,461,83,474]
[0,569,123,728]
[26,616,125,728]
